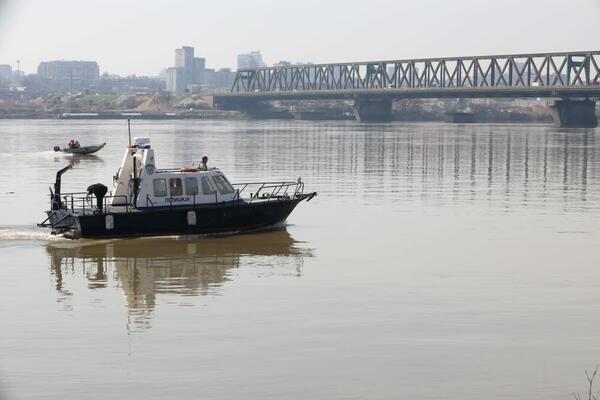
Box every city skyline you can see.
[0,0,599,76]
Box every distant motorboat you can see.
[53,143,106,155]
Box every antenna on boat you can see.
[127,119,132,146]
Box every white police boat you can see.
[40,137,317,238]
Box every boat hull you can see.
[72,198,305,238]
[55,143,106,155]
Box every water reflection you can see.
[45,229,313,331]
[53,154,104,167]
[235,125,599,210]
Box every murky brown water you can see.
[0,119,599,400]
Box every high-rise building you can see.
[175,46,194,88]
[166,46,231,93]
[237,51,265,70]
[214,68,234,89]
[166,67,185,93]
[0,64,12,82]
[168,47,209,92]
[193,57,206,84]
[37,60,99,81]
[175,46,194,69]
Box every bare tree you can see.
[573,365,599,400]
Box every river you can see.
[0,119,599,400]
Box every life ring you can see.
[180,167,199,173]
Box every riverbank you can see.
[0,92,556,123]
[0,110,245,120]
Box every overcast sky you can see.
[0,0,599,76]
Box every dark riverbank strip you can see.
[0,110,245,120]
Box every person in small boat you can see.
[87,183,108,213]
[198,156,208,171]
[68,139,80,149]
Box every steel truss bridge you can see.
[214,51,600,125]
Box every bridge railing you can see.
[231,51,600,93]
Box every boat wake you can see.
[0,227,64,242]
[0,150,81,159]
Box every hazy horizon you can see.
[0,0,599,76]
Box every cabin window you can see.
[153,179,167,197]
[185,177,199,196]
[201,177,216,195]
[169,178,183,196]
[213,175,235,194]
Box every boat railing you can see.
[52,192,131,215]
[232,180,305,204]
[156,167,220,173]
[53,180,305,214]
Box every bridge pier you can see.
[214,99,293,119]
[352,97,393,122]
[550,99,598,128]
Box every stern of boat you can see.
[43,209,81,238]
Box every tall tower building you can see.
[193,57,206,84]
[174,46,194,89]
[237,51,265,70]
[166,67,185,93]
[175,46,194,69]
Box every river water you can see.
[0,119,599,400]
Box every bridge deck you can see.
[221,51,600,101]
[216,85,600,101]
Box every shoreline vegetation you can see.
[0,91,555,123]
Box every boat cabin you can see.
[112,137,237,208]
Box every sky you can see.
[0,0,599,76]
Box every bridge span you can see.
[214,51,600,127]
